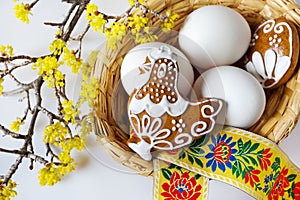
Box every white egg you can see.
[121,42,194,97]
[193,66,266,129]
[178,5,251,70]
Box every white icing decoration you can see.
[259,19,293,58]
[246,49,291,88]
[128,45,223,160]
[246,18,294,88]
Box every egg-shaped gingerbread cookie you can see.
[127,45,224,160]
[245,17,299,89]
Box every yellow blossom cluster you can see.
[0,78,4,96]
[128,0,145,6]
[32,56,65,88]
[134,27,158,44]
[86,2,178,48]
[50,39,66,56]
[39,134,84,186]
[79,78,99,108]
[0,180,17,200]
[32,39,83,88]
[79,115,93,142]
[14,3,31,24]
[10,117,24,132]
[62,48,82,74]
[61,100,78,124]
[43,122,68,146]
[86,4,106,33]
[0,45,14,57]
[38,163,62,186]
[128,15,148,34]
[161,10,179,31]
[105,22,127,48]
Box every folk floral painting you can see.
[156,127,300,200]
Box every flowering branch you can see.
[0,0,178,199]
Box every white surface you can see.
[0,1,299,200]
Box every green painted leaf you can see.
[232,161,243,178]
[287,174,297,182]
[195,157,204,168]
[241,155,250,164]
[188,154,195,164]
[179,151,186,160]
[248,155,258,166]
[189,146,205,155]
[191,136,206,148]
[274,171,280,180]
[257,149,264,155]
[271,157,281,172]
[243,140,252,153]
[237,139,244,153]
[168,163,177,169]
[248,143,259,153]
[194,174,201,180]
[162,168,173,181]
[176,165,183,171]
[242,169,246,179]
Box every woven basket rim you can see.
[92,0,300,176]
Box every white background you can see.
[0,0,300,199]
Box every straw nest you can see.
[91,0,300,176]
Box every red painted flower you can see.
[293,182,300,200]
[245,169,261,188]
[161,171,201,200]
[259,148,273,171]
[268,167,290,200]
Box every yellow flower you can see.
[63,48,82,74]
[79,115,94,140]
[105,22,127,48]
[55,29,61,36]
[61,100,78,124]
[10,117,24,132]
[0,45,14,57]
[86,3,106,33]
[38,164,61,186]
[61,136,85,152]
[86,3,98,19]
[79,78,99,107]
[134,27,158,43]
[14,3,31,24]
[50,39,66,56]
[161,10,179,31]
[128,0,144,6]
[128,15,148,34]
[0,179,18,200]
[33,56,64,88]
[43,122,68,146]
[57,162,76,176]
[0,78,4,96]
[32,56,60,76]
[54,70,65,87]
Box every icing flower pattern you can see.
[127,45,223,160]
[246,49,291,88]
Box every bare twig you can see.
[0,124,26,140]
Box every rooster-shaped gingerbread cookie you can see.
[127,46,223,160]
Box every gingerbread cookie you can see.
[127,46,223,160]
[245,17,299,89]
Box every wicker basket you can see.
[91,0,300,176]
